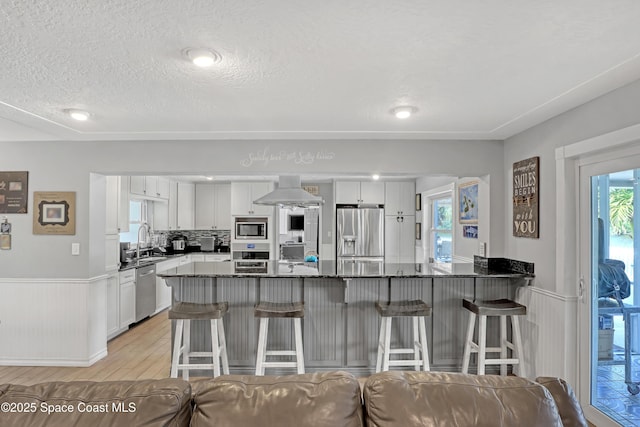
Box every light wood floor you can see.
[0,310,172,386]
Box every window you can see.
[430,195,453,263]
[119,200,148,245]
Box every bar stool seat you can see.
[375,300,431,373]
[254,302,305,375]
[170,302,229,380]
[461,298,526,377]
[254,301,304,375]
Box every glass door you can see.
[580,160,640,426]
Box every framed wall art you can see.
[512,156,539,238]
[0,171,29,213]
[458,181,479,224]
[33,192,76,235]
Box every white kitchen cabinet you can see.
[153,200,169,230]
[177,182,195,230]
[119,270,136,330]
[106,175,129,233]
[195,183,231,230]
[231,182,274,216]
[157,177,171,199]
[105,176,119,234]
[214,184,231,229]
[385,181,416,215]
[106,272,120,339]
[105,234,120,272]
[168,180,178,230]
[152,178,175,231]
[119,176,130,232]
[130,176,146,196]
[155,258,179,313]
[129,176,167,199]
[385,215,416,263]
[335,181,385,204]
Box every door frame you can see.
[556,123,640,426]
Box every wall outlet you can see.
[71,243,80,256]
[478,242,486,256]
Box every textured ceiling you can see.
[1,0,640,142]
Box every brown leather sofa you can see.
[0,371,586,426]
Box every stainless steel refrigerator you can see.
[336,206,384,274]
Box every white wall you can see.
[504,77,640,386]
[1,139,505,278]
[505,78,640,294]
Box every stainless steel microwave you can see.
[235,217,268,240]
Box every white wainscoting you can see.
[515,285,578,386]
[0,276,108,366]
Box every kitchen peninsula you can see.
[158,257,533,375]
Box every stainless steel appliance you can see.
[235,217,268,240]
[232,241,270,260]
[234,260,268,273]
[135,264,156,322]
[336,205,384,261]
[201,236,215,252]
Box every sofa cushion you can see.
[536,377,588,427]
[191,371,364,427]
[0,378,191,427]
[364,371,563,427]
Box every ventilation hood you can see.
[253,176,323,207]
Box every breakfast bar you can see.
[158,258,534,375]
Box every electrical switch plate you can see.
[478,242,486,256]
[71,243,80,255]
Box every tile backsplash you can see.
[155,229,231,247]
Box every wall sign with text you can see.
[0,171,29,213]
[513,156,539,238]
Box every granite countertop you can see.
[157,259,534,279]
[119,251,231,271]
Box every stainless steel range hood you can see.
[253,175,323,207]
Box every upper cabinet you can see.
[231,182,274,216]
[384,181,415,215]
[129,176,168,200]
[335,181,385,205]
[157,177,171,199]
[176,182,195,229]
[105,175,129,234]
[195,183,231,230]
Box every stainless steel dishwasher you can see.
[135,264,156,322]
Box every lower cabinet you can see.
[106,272,120,339]
[155,259,180,313]
[119,270,136,330]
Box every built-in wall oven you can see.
[232,242,270,260]
[235,217,268,240]
[232,241,270,273]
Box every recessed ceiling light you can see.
[205,176,214,180]
[65,109,90,121]
[372,174,380,180]
[184,48,222,67]
[391,106,418,119]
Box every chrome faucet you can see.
[136,222,151,263]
